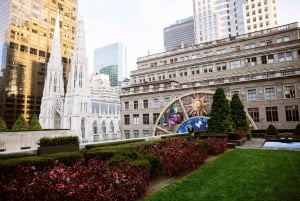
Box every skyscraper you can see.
[193,0,278,44]
[0,0,78,127]
[94,42,127,86]
[163,16,195,51]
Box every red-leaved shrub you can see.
[0,158,149,201]
[136,137,208,176]
[204,137,228,155]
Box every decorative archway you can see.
[54,111,61,129]
[110,121,114,133]
[93,120,98,134]
[152,90,257,136]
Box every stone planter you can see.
[38,144,79,155]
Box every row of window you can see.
[124,84,296,111]
[9,42,70,63]
[135,49,295,83]
[232,84,296,101]
[248,105,299,122]
[123,113,160,125]
[123,105,299,135]
[140,35,290,69]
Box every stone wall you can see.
[0,130,77,153]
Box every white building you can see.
[193,0,278,44]
[40,14,121,143]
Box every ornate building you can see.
[120,23,300,138]
[40,14,120,143]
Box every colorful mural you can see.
[176,117,209,134]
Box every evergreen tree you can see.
[12,115,28,131]
[207,87,233,133]
[0,117,8,131]
[28,114,42,130]
[230,94,249,131]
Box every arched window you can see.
[81,118,85,138]
[101,121,106,133]
[54,112,60,129]
[110,121,114,133]
[93,121,98,134]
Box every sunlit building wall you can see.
[0,0,78,127]
[193,0,278,44]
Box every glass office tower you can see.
[0,0,78,127]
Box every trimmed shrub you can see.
[230,94,249,131]
[28,114,42,130]
[294,124,300,135]
[11,114,28,131]
[266,124,278,135]
[39,136,79,146]
[0,117,8,131]
[207,87,233,133]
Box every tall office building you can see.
[0,0,78,127]
[94,42,127,86]
[164,16,195,51]
[193,0,278,44]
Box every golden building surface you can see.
[0,0,78,127]
[120,23,300,138]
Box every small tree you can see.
[207,87,233,133]
[230,94,249,131]
[28,114,42,131]
[0,117,8,131]
[294,124,300,135]
[266,124,278,135]
[12,115,28,131]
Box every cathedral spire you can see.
[64,16,92,142]
[39,11,64,129]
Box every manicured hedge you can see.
[39,136,79,146]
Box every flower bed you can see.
[0,136,228,200]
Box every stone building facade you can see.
[120,23,300,138]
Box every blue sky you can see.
[79,0,300,74]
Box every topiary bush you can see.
[266,124,278,135]
[294,124,300,135]
[11,115,28,131]
[28,114,42,131]
[0,117,8,131]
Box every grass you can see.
[142,149,300,201]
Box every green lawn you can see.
[142,149,300,201]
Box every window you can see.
[30,48,37,55]
[245,57,257,66]
[9,42,18,50]
[265,87,275,100]
[248,108,259,122]
[124,101,129,109]
[278,51,293,62]
[134,100,138,109]
[247,89,257,101]
[20,45,28,52]
[133,130,139,138]
[39,50,45,57]
[133,114,139,125]
[153,98,160,108]
[266,107,278,122]
[143,100,148,109]
[277,36,289,43]
[281,67,294,76]
[164,97,170,106]
[229,60,241,69]
[284,85,295,98]
[285,106,299,121]
[124,115,130,125]
[153,113,160,123]
[261,54,274,64]
[124,130,130,139]
[143,130,150,136]
[143,114,149,124]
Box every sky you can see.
[79,0,300,74]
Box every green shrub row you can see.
[85,138,145,149]
[38,136,79,146]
